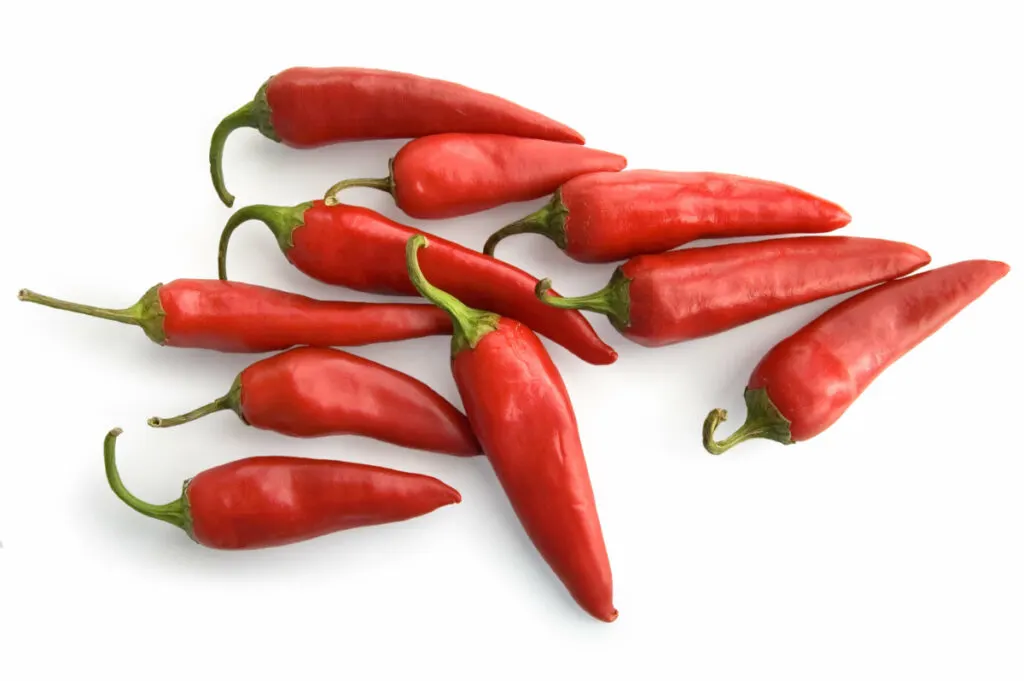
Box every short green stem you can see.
[323,159,396,206]
[104,428,192,535]
[218,203,312,280]
[483,192,569,257]
[148,376,243,428]
[702,388,794,455]
[18,285,167,344]
[534,269,631,331]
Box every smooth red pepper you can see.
[536,236,931,347]
[321,133,626,219]
[17,279,452,353]
[404,234,616,623]
[211,66,585,207]
[103,428,461,550]
[484,170,852,263]
[703,259,1010,453]
[218,201,617,365]
[147,346,480,457]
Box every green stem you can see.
[702,387,794,455]
[534,269,631,331]
[148,377,242,428]
[218,203,312,280]
[18,285,167,344]
[322,177,393,205]
[482,193,568,257]
[405,234,499,355]
[209,79,279,208]
[104,428,191,534]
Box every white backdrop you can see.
[1,1,1021,679]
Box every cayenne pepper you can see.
[703,259,1010,454]
[211,67,585,207]
[17,280,452,353]
[484,170,852,263]
[321,133,626,219]
[147,346,480,457]
[535,236,931,347]
[104,428,461,550]
[217,200,617,365]
[405,234,616,623]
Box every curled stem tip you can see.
[209,102,259,208]
[482,197,568,257]
[217,203,309,280]
[701,389,794,455]
[323,176,394,206]
[103,428,189,533]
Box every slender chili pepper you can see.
[17,279,451,353]
[703,259,1010,454]
[483,170,852,263]
[404,234,616,623]
[147,346,480,457]
[211,66,585,207]
[535,236,931,347]
[321,133,626,219]
[218,201,617,365]
[104,428,461,549]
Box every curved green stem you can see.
[323,177,394,206]
[209,102,259,208]
[18,285,167,344]
[702,388,794,455]
[405,235,499,355]
[218,203,312,280]
[148,377,242,428]
[104,428,191,534]
[534,268,631,331]
[482,193,568,257]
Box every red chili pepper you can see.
[211,67,585,207]
[17,279,452,353]
[535,236,931,347]
[483,170,852,263]
[218,201,618,366]
[404,234,616,623]
[321,133,626,220]
[103,428,461,550]
[703,259,1010,453]
[146,346,480,457]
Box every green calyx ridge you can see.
[148,375,244,428]
[104,428,195,540]
[702,387,794,455]
[18,284,167,344]
[209,77,279,208]
[534,267,632,332]
[323,157,397,206]
[482,190,569,257]
[218,202,313,280]
[405,234,499,356]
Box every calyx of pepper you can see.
[702,387,794,455]
[209,78,279,207]
[148,375,244,429]
[533,268,632,333]
[405,234,499,357]
[482,190,569,257]
[104,428,197,542]
[218,202,314,280]
[323,157,397,206]
[18,284,167,344]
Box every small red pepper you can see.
[321,133,626,220]
[104,428,461,550]
[535,236,931,347]
[218,201,617,366]
[147,346,480,457]
[703,259,1010,453]
[17,279,452,353]
[211,67,585,207]
[484,170,852,263]
[404,234,616,623]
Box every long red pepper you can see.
[218,201,617,365]
[211,67,585,207]
[104,428,461,550]
[703,259,1010,453]
[484,170,852,263]
[17,279,451,353]
[535,236,931,347]
[405,234,616,623]
[321,133,626,219]
[147,346,480,457]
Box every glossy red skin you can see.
[560,170,852,263]
[238,347,479,456]
[391,133,626,219]
[265,67,584,148]
[452,319,615,622]
[621,236,931,347]
[286,202,617,365]
[158,279,451,352]
[749,260,1010,441]
[187,456,461,550]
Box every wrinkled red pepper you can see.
[211,66,584,206]
[405,234,616,623]
[484,170,852,263]
[703,259,1010,453]
[104,428,461,549]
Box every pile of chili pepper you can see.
[19,65,1010,623]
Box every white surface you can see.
[1,1,1021,678]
